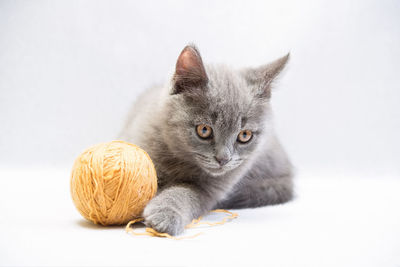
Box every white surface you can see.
[0,169,399,267]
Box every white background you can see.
[1,0,399,176]
[0,0,399,266]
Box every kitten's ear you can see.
[172,45,208,94]
[244,53,290,98]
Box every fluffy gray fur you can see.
[119,45,293,235]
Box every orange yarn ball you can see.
[70,141,157,226]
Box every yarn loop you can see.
[126,209,238,240]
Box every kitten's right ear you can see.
[171,45,208,94]
[243,53,290,98]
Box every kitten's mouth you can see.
[194,155,239,176]
[203,164,236,176]
[204,166,227,175]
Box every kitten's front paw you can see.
[143,204,184,236]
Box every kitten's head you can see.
[163,45,289,176]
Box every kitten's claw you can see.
[143,204,184,236]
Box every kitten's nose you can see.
[215,156,231,166]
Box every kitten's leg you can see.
[216,175,293,209]
[143,183,214,235]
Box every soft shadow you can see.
[76,219,127,230]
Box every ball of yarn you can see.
[70,141,157,226]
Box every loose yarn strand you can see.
[125,209,238,240]
[185,209,238,228]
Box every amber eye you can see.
[196,124,213,139]
[237,130,252,143]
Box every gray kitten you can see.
[119,45,293,235]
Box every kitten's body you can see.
[119,46,293,235]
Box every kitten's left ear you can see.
[243,53,290,98]
[171,45,209,94]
